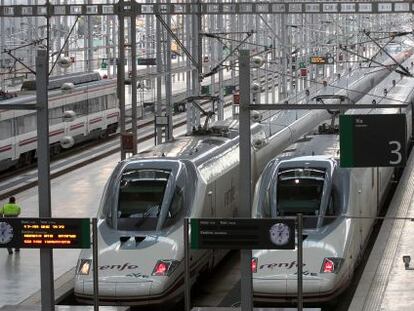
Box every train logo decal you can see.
[269,223,291,246]
[125,273,150,279]
[259,261,306,271]
[98,263,139,271]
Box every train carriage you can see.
[251,67,414,304]
[0,72,119,170]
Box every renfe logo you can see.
[99,263,138,271]
[260,261,306,270]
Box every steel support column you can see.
[156,6,163,143]
[117,6,126,160]
[239,49,253,311]
[131,13,138,154]
[165,0,173,141]
[36,49,55,311]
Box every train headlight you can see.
[152,260,179,276]
[320,257,344,274]
[251,257,258,273]
[77,259,92,275]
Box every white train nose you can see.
[253,276,288,295]
[78,279,152,297]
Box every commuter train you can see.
[251,68,414,304]
[73,47,413,306]
[0,72,119,171]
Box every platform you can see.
[348,151,414,310]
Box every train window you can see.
[260,190,272,217]
[163,188,184,228]
[101,96,107,109]
[16,113,36,135]
[65,102,87,117]
[88,97,103,114]
[117,169,170,231]
[276,177,323,229]
[49,107,63,125]
[74,101,88,116]
[106,95,118,109]
[0,120,12,140]
[323,190,339,226]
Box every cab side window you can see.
[323,189,339,226]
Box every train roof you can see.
[128,119,268,166]
[21,71,101,91]
[137,134,230,160]
[135,120,240,162]
[277,133,340,162]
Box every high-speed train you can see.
[251,64,414,304]
[73,111,335,305]
[74,47,414,306]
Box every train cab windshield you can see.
[117,169,171,231]
[100,160,191,232]
[276,168,326,229]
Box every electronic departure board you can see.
[0,218,90,249]
[310,56,327,64]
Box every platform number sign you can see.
[340,114,406,167]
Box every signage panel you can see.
[0,218,90,249]
[191,218,296,250]
[358,3,373,12]
[341,3,356,12]
[155,115,169,126]
[305,4,320,13]
[121,132,134,152]
[310,56,326,64]
[340,114,407,167]
[137,58,156,65]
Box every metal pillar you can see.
[155,9,163,144]
[186,10,192,134]
[36,49,55,311]
[191,2,201,127]
[184,218,191,311]
[217,2,224,120]
[87,1,93,71]
[131,14,138,154]
[117,8,126,160]
[239,50,253,311]
[112,15,117,77]
[105,14,111,78]
[281,14,288,97]
[165,0,173,141]
[92,218,99,311]
[297,213,303,311]
[1,0,5,90]
[210,11,216,117]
